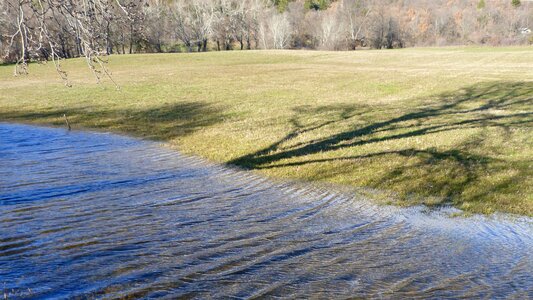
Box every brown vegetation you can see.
[1,0,532,66]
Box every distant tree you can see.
[287,2,311,48]
[341,0,371,49]
[2,0,533,71]
[369,6,403,49]
[311,9,342,50]
[172,1,195,52]
[212,0,238,51]
[233,0,260,50]
[270,12,292,48]
[189,0,215,52]
[119,0,146,54]
[143,2,169,53]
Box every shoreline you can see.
[3,120,532,221]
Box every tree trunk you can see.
[186,41,192,52]
[129,24,134,54]
[40,48,50,61]
[60,36,67,58]
[225,38,232,50]
[75,34,82,56]
[106,22,113,55]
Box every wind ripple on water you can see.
[0,123,532,299]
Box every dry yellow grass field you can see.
[1,47,532,215]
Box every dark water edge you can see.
[0,123,532,299]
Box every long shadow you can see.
[0,101,225,141]
[1,81,530,213]
[229,81,532,212]
[231,82,531,166]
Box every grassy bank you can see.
[1,47,532,216]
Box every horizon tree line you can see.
[1,0,531,82]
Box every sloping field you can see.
[1,47,532,215]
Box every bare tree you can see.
[341,0,371,49]
[2,0,141,86]
[171,1,195,52]
[259,8,291,49]
[143,0,168,53]
[212,0,239,50]
[2,0,532,73]
[311,8,342,50]
[189,0,215,52]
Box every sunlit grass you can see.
[1,47,531,215]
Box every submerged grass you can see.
[0,47,532,215]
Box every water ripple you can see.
[0,123,532,299]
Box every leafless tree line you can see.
[1,0,531,80]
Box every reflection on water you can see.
[0,123,532,299]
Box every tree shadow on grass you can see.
[0,101,225,141]
[229,81,533,214]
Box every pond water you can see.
[1,123,532,299]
